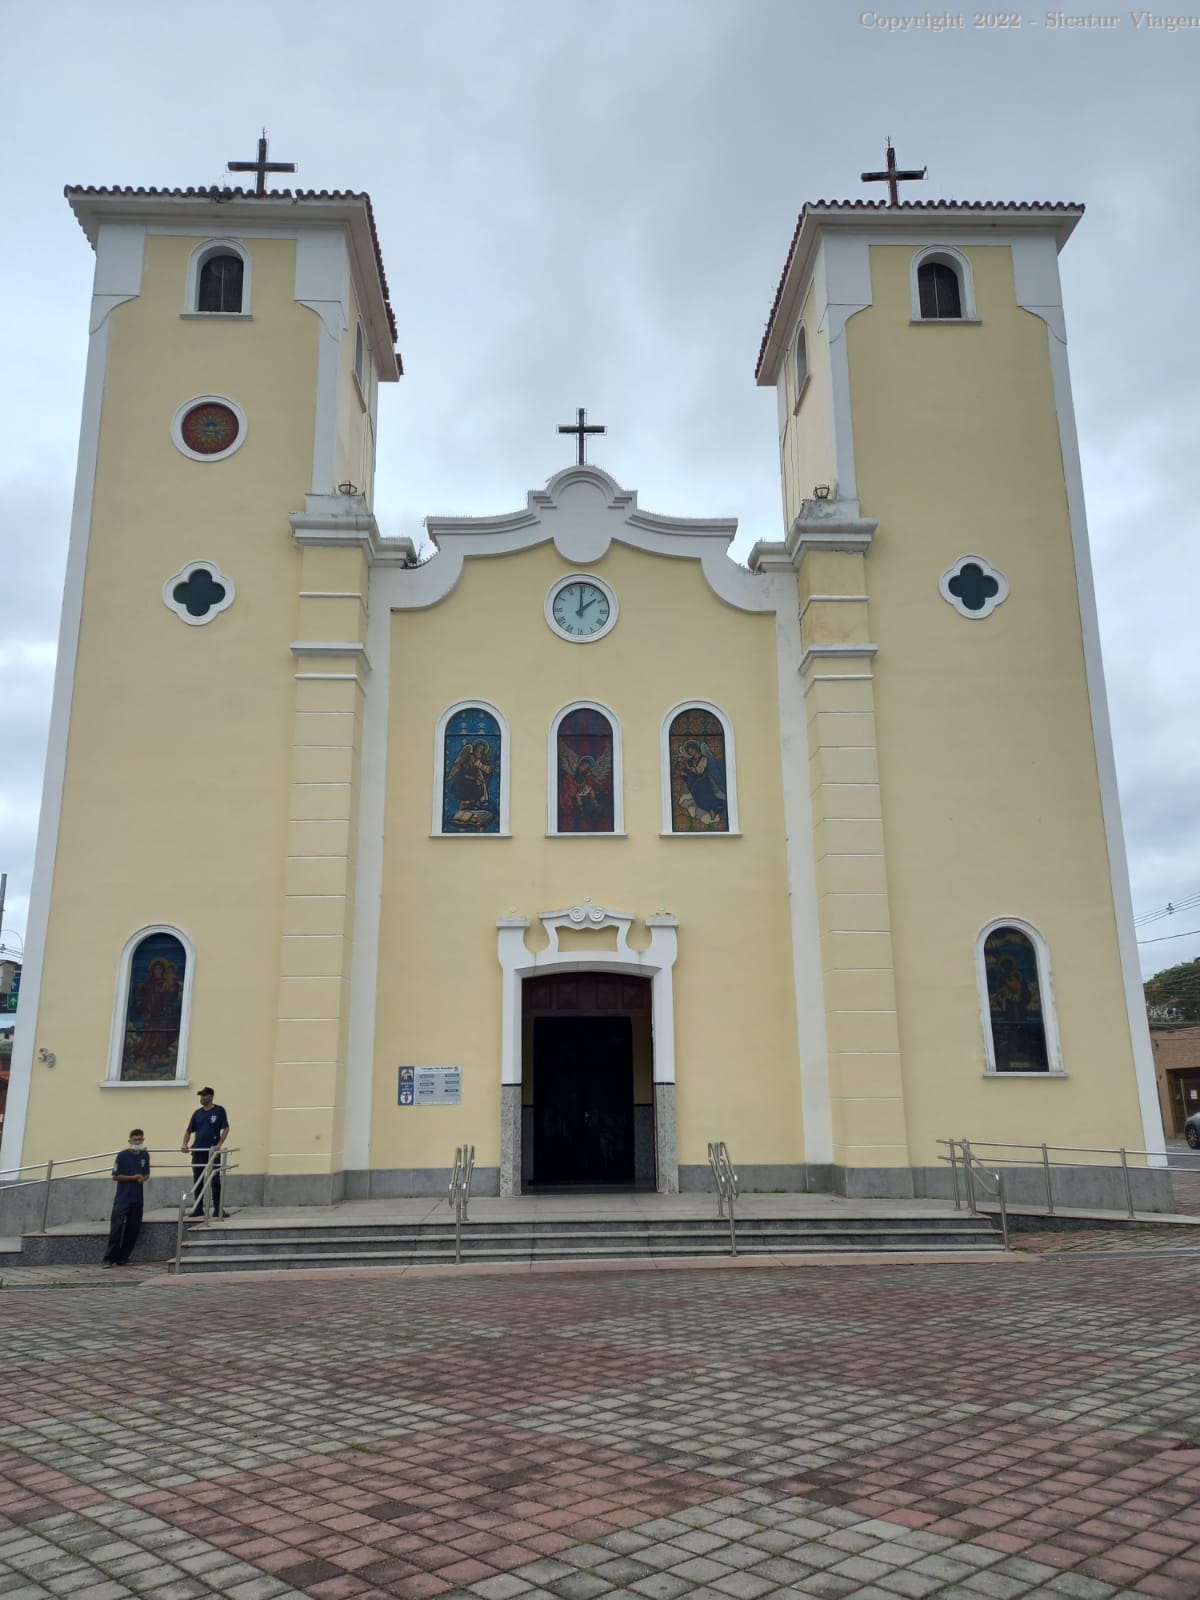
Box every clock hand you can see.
[576,588,584,617]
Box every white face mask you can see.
[130,1139,144,1148]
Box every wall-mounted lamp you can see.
[37,1047,56,1067]
[813,484,831,500]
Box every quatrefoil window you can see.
[162,560,236,626]
[939,554,1009,620]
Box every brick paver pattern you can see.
[2,1257,1200,1599]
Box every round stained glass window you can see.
[180,401,240,456]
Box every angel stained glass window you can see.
[556,707,615,833]
[668,708,730,832]
[441,707,503,833]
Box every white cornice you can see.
[750,503,877,572]
[798,643,879,675]
[290,640,370,661]
[290,493,418,563]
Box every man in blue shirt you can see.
[102,1129,150,1266]
[181,1087,230,1219]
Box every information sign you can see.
[397,1065,462,1106]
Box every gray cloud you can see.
[1,1,1196,977]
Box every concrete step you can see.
[182,1214,993,1243]
[181,1225,995,1252]
[177,1216,1001,1273]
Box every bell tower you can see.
[1,143,404,1202]
[751,165,1161,1193]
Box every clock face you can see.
[547,576,617,641]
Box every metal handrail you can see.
[0,1147,236,1234]
[947,1140,1010,1250]
[447,1144,475,1264]
[707,1140,740,1256]
[940,1136,1194,1223]
[173,1149,237,1275]
[1,1148,148,1183]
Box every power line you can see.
[1138,927,1200,946]
[1135,892,1200,927]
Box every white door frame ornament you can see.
[496,905,680,1195]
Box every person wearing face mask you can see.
[102,1129,151,1267]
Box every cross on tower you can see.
[860,139,927,206]
[227,131,297,196]
[557,407,606,465]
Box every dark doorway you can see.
[533,1016,635,1185]
[1172,1071,1200,1134]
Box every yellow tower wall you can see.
[778,282,838,529]
[22,234,317,1169]
[848,241,1146,1164]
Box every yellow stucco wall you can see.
[372,541,804,1175]
[779,282,837,529]
[24,234,319,1166]
[848,242,1143,1161]
[335,283,377,505]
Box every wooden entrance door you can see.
[532,1016,635,1185]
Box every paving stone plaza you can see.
[3,1254,1200,1600]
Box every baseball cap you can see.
[197,1086,215,1096]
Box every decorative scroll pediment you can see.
[388,465,774,614]
[539,904,636,958]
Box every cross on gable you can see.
[861,139,927,206]
[557,408,606,466]
[227,131,297,196]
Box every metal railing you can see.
[708,1140,740,1256]
[448,1144,475,1264]
[1,1147,237,1236]
[941,1137,1188,1225]
[943,1141,1010,1249]
[172,1149,238,1275]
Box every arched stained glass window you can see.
[983,924,1050,1073]
[556,707,615,833]
[197,253,244,314]
[442,707,502,833]
[119,932,187,1081]
[668,708,730,833]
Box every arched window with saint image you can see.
[982,923,1052,1073]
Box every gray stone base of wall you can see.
[263,1172,347,1208]
[910,1162,1176,1213]
[11,1220,180,1268]
[678,1162,1178,1210]
[678,1163,812,1193]
[0,1158,1180,1238]
[346,1168,502,1200]
[0,1173,268,1236]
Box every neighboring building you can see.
[1150,1022,1200,1136]
[0,960,17,1134]
[0,158,1164,1207]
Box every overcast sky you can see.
[1,2,1197,978]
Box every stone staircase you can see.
[176,1211,1001,1274]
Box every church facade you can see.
[0,169,1165,1206]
